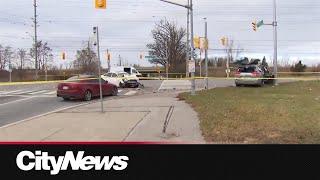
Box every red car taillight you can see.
[251,71,260,77]
[235,69,241,77]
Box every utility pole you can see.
[33,0,38,80]
[204,17,209,89]
[273,0,278,85]
[93,26,104,113]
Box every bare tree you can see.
[73,45,98,75]
[0,46,14,70]
[147,19,187,73]
[16,48,27,70]
[30,41,53,71]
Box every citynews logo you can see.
[16,151,129,175]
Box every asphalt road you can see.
[0,78,289,127]
[0,80,163,127]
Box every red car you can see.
[57,75,118,101]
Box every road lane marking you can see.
[28,90,50,95]
[43,91,57,95]
[0,90,25,95]
[11,90,39,95]
[0,97,34,106]
[118,90,123,93]
[124,91,137,96]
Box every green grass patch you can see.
[179,81,320,144]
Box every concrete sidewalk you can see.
[0,92,205,143]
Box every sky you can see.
[0,0,319,68]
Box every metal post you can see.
[45,66,47,81]
[204,18,209,89]
[190,0,196,95]
[273,0,278,85]
[186,0,190,78]
[199,51,202,77]
[9,62,12,83]
[34,0,38,80]
[94,26,104,113]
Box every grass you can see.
[179,81,320,144]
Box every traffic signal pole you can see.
[190,0,196,95]
[204,18,209,89]
[160,0,196,95]
[252,0,278,85]
[93,26,104,113]
[33,0,38,80]
[273,0,278,85]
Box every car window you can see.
[132,69,137,74]
[124,68,131,74]
[112,73,118,77]
[238,66,256,73]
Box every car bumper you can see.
[124,80,139,88]
[57,90,83,99]
[235,78,262,85]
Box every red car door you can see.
[85,79,100,97]
[102,79,114,95]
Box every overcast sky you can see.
[0,0,319,68]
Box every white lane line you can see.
[0,97,34,107]
[124,91,137,96]
[0,90,25,95]
[158,81,165,91]
[118,90,123,93]
[43,91,57,95]
[28,90,49,95]
[11,90,38,95]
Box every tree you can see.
[291,61,307,72]
[262,56,268,68]
[147,19,187,73]
[0,45,14,70]
[29,41,53,71]
[16,48,27,70]
[73,46,98,75]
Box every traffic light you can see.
[200,37,209,50]
[252,21,257,31]
[95,0,107,9]
[193,36,200,49]
[220,37,228,47]
[106,52,111,61]
[61,52,66,60]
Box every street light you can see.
[159,0,196,95]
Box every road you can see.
[0,79,236,127]
[0,80,162,127]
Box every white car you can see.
[101,72,125,87]
[101,72,140,88]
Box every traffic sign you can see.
[188,60,196,73]
[257,20,264,28]
[200,37,208,50]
